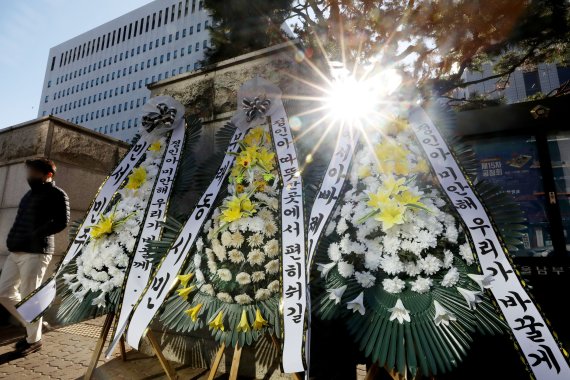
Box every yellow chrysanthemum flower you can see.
[177,286,195,301]
[375,204,406,231]
[89,214,115,239]
[221,206,242,223]
[184,303,203,322]
[148,140,162,152]
[125,167,147,190]
[236,309,251,333]
[209,311,225,331]
[252,308,268,330]
[177,273,194,288]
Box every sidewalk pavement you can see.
[0,316,213,380]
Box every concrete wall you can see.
[142,42,311,379]
[0,116,129,273]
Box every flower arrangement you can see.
[314,115,508,376]
[173,125,281,343]
[62,137,167,307]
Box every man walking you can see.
[0,158,69,356]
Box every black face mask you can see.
[27,178,44,189]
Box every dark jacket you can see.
[6,181,70,254]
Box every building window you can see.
[523,71,541,97]
[173,50,177,59]
[167,52,171,61]
[197,23,201,32]
[44,96,48,103]
[189,26,193,35]
[160,54,164,63]
[162,36,166,45]
[169,34,173,43]
[195,42,199,51]
[205,20,209,28]
[203,39,207,48]
[182,29,186,38]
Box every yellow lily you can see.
[252,308,268,330]
[381,176,406,195]
[395,190,425,208]
[375,204,406,231]
[184,303,203,322]
[257,148,275,170]
[177,273,194,288]
[209,311,225,331]
[413,159,430,174]
[236,309,251,333]
[367,191,391,210]
[177,286,195,301]
[89,214,114,239]
[148,140,162,152]
[357,165,372,179]
[243,127,264,146]
[125,167,147,190]
[221,206,242,223]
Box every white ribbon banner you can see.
[302,127,358,376]
[16,136,151,323]
[306,127,358,272]
[105,118,186,357]
[409,106,570,379]
[270,102,307,373]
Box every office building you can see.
[38,0,212,141]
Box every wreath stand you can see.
[84,312,178,380]
[206,335,302,380]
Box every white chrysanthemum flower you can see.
[336,218,349,235]
[443,249,454,268]
[355,271,375,288]
[264,239,279,258]
[201,284,215,296]
[207,259,218,273]
[258,208,273,222]
[229,231,245,248]
[228,249,245,264]
[194,252,203,267]
[247,233,264,247]
[212,241,227,262]
[248,249,265,266]
[410,277,433,293]
[195,269,205,283]
[235,272,251,285]
[337,261,355,278]
[251,271,265,283]
[364,249,382,271]
[217,268,232,282]
[404,261,422,276]
[380,255,404,275]
[268,280,280,293]
[264,220,278,236]
[420,255,442,275]
[255,288,271,301]
[328,243,342,262]
[459,243,474,264]
[221,231,232,247]
[382,277,406,294]
[217,292,233,303]
[265,259,280,274]
[441,267,460,287]
[235,293,253,305]
[196,238,204,253]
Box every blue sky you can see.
[0,0,153,130]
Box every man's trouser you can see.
[0,252,52,343]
